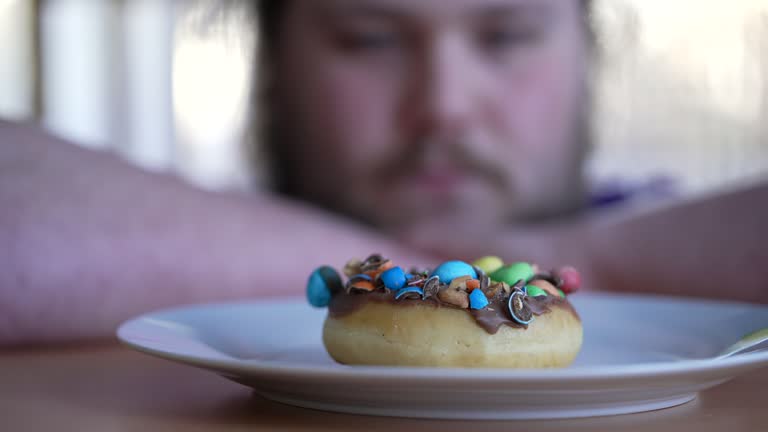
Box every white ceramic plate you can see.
[117,294,768,420]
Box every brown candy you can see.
[438,287,469,309]
[484,281,510,302]
[438,276,471,308]
[448,275,472,291]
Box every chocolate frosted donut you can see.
[307,255,583,368]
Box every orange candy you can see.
[364,260,394,279]
[466,279,481,291]
[349,280,376,292]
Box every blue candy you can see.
[395,286,424,300]
[430,261,477,284]
[306,266,341,308]
[381,266,407,290]
[469,289,489,310]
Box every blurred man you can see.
[260,0,591,231]
[1,0,766,345]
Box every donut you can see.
[306,254,583,368]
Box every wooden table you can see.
[1,344,766,431]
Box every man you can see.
[254,0,767,301]
[259,0,590,231]
[0,0,766,345]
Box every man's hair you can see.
[249,0,595,193]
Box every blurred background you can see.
[2,0,767,196]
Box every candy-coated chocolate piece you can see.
[307,266,341,307]
[490,262,534,286]
[318,266,343,294]
[360,254,387,272]
[471,256,504,275]
[558,289,566,298]
[483,281,510,301]
[365,260,394,279]
[431,261,477,284]
[448,275,472,291]
[469,288,489,310]
[349,279,376,292]
[381,266,407,290]
[347,273,376,292]
[525,285,548,298]
[438,284,469,308]
[529,279,560,296]
[554,266,581,294]
[508,290,534,325]
[466,279,481,290]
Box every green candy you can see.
[558,289,566,298]
[471,256,504,275]
[526,285,548,297]
[490,262,535,286]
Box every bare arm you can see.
[0,121,433,346]
[403,184,768,303]
[585,183,768,303]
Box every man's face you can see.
[272,0,590,230]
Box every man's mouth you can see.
[410,169,469,194]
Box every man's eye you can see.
[337,32,399,53]
[478,27,540,52]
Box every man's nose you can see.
[404,35,484,139]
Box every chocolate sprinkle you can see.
[422,275,441,299]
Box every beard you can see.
[258,87,591,232]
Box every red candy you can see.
[554,266,581,294]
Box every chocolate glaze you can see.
[328,290,579,335]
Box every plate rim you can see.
[116,293,768,384]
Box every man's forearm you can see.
[585,183,768,303]
[0,122,432,345]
